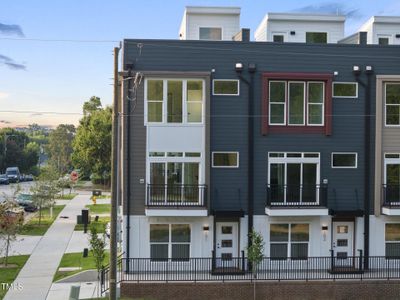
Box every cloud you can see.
[0,92,9,99]
[292,2,363,20]
[0,22,24,37]
[0,54,26,70]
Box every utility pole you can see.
[109,46,120,300]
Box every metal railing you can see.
[100,253,400,290]
[266,184,327,207]
[146,184,207,207]
[100,253,123,294]
[383,184,400,207]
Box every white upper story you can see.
[254,13,345,43]
[358,16,400,45]
[179,6,241,40]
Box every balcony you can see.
[266,184,329,216]
[382,184,400,215]
[145,184,208,217]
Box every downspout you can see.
[354,66,373,269]
[126,66,133,266]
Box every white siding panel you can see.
[186,14,240,40]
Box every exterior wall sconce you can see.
[235,63,244,73]
[333,71,339,76]
[365,65,373,74]
[322,225,328,241]
[395,34,400,38]
[290,31,296,35]
[353,65,361,76]
[203,226,209,232]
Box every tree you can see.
[47,124,75,174]
[0,186,22,266]
[72,97,112,182]
[247,229,265,300]
[88,223,106,297]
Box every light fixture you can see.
[290,31,296,35]
[322,226,328,231]
[235,62,244,73]
[248,63,257,73]
[322,225,328,241]
[365,65,373,74]
[353,65,361,76]
[333,71,339,76]
[323,178,328,184]
[396,34,400,38]
[203,226,209,232]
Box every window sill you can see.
[267,125,326,134]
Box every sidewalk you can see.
[4,194,89,300]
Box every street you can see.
[0,181,35,202]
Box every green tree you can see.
[47,124,75,174]
[88,224,106,296]
[247,229,265,300]
[72,97,111,182]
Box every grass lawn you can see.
[75,216,110,233]
[0,255,30,299]
[19,205,66,236]
[53,251,110,282]
[56,193,78,200]
[85,204,110,214]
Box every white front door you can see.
[215,222,238,267]
[332,222,354,265]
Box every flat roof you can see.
[185,6,241,15]
[264,12,346,22]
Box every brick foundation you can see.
[121,280,400,300]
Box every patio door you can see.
[215,222,238,267]
[332,222,354,266]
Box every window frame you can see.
[198,26,223,41]
[262,72,333,135]
[305,32,328,44]
[383,152,400,185]
[269,222,310,259]
[377,34,392,45]
[332,82,359,98]
[268,80,286,125]
[150,223,191,261]
[212,151,239,168]
[144,78,205,125]
[385,223,400,259]
[384,82,400,127]
[331,152,358,169]
[307,81,325,126]
[287,81,306,126]
[212,79,240,96]
[272,32,286,42]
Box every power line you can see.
[0,37,119,43]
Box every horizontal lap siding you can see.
[123,40,400,215]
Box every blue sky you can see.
[1,0,399,128]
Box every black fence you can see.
[266,184,327,207]
[146,184,207,207]
[383,184,400,207]
[101,253,400,293]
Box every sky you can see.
[1,0,399,129]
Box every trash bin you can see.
[92,190,102,196]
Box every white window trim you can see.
[384,82,400,127]
[307,81,325,126]
[384,153,400,185]
[269,223,310,258]
[332,82,359,98]
[288,81,306,126]
[271,32,287,42]
[198,26,223,41]
[377,34,393,45]
[212,79,240,96]
[331,152,358,169]
[269,81,286,125]
[150,223,191,260]
[144,78,206,125]
[212,151,239,168]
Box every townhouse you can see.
[119,7,400,270]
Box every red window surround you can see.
[261,72,333,136]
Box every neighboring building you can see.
[254,13,345,43]
[179,6,241,40]
[358,16,400,45]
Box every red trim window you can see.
[261,72,333,135]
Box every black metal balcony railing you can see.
[266,184,327,207]
[383,184,400,207]
[146,184,207,207]
[101,252,400,293]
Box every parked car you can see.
[16,193,33,206]
[24,204,38,212]
[6,167,21,183]
[0,174,9,185]
[25,174,34,181]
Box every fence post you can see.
[241,250,245,272]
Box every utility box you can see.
[69,285,80,300]
[92,190,102,196]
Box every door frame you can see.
[331,217,356,258]
[213,217,241,258]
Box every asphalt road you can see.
[0,181,35,202]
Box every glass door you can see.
[385,163,400,204]
[183,163,199,203]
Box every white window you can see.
[212,152,239,168]
[150,224,191,261]
[385,83,400,126]
[306,32,327,44]
[385,224,400,258]
[213,80,239,96]
[272,32,286,42]
[332,82,358,98]
[269,81,325,126]
[378,34,392,45]
[268,152,320,205]
[199,27,222,40]
[145,78,205,124]
[270,223,309,259]
[331,153,358,169]
[384,153,400,205]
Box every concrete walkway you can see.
[4,194,90,300]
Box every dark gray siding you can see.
[123,39,400,215]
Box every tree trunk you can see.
[38,203,42,226]
[5,234,10,267]
[50,206,53,219]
